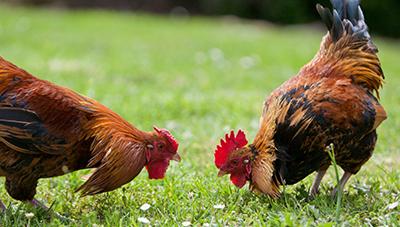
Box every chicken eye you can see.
[231,159,239,165]
[147,144,154,151]
[158,143,164,150]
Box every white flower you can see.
[239,56,256,69]
[182,221,191,226]
[387,201,399,210]
[140,203,151,211]
[25,212,35,219]
[203,223,210,227]
[188,192,195,199]
[138,217,150,224]
[92,224,104,227]
[209,48,224,62]
[213,204,225,209]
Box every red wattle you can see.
[230,173,247,188]
[146,160,170,179]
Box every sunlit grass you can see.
[0,4,399,226]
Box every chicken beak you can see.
[172,153,181,162]
[218,170,228,177]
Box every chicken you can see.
[214,0,386,198]
[0,56,181,211]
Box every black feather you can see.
[330,0,345,18]
[0,107,67,155]
[357,6,364,21]
[0,107,40,123]
[332,10,344,42]
[0,119,30,128]
[2,137,42,154]
[316,4,333,31]
[347,0,360,23]
[317,0,371,43]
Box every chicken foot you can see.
[331,171,352,198]
[309,168,328,197]
[29,199,74,222]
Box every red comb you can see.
[154,126,179,152]
[214,130,248,168]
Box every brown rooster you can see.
[214,0,386,198]
[0,57,181,211]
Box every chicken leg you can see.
[29,199,49,210]
[331,171,352,197]
[0,199,6,211]
[309,168,328,197]
[29,199,73,222]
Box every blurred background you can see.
[3,0,400,38]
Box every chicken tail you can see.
[317,0,372,47]
[311,0,384,97]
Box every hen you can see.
[0,56,180,210]
[214,0,386,198]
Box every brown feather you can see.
[0,56,164,201]
[302,34,384,97]
[247,15,385,197]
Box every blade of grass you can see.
[325,143,342,223]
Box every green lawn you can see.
[0,4,399,226]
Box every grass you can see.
[0,4,399,226]
[325,144,342,223]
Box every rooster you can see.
[0,56,181,211]
[214,0,386,198]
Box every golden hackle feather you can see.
[250,151,279,198]
[251,97,314,197]
[83,103,148,167]
[255,97,313,150]
[303,33,384,98]
[76,102,155,196]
